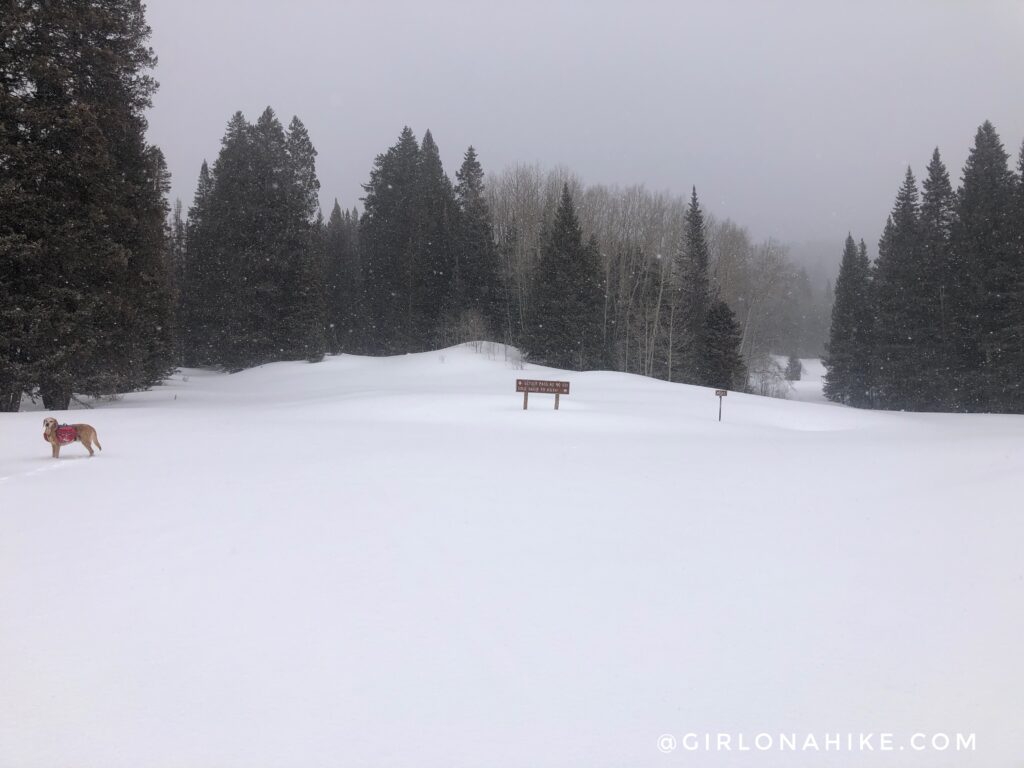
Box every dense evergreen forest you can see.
[4,2,1020,414]
[825,124,1024,413]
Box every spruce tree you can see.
[951,121,1017,411]
[674,188,711,384]
[412,130,459,348]
[784,355,802,381]
[181,110,325,370]
[1004,141,1024,411]
[873,169,922,410]
[281,116,326,362]
[824,235,874,406]
[521,185,603,369]
[181,160,217,365]
[325,200,361,352]
[0,0,173,409]
[919,148,958,408]
[360,127,421,353]
[453,146,503,338]
[703,300,747,390]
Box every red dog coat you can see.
[43,425,78,445]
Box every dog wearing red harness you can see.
[42,417,102,459]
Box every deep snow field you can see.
[1,343,1022,768]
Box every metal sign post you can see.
[715,389,728,421]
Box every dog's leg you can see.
[83,437,94,457]
[51,441,59,459]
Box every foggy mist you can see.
[146,0,1024,265]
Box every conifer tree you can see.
[0,0,173,409]
[951,122,1018,410]
[453,146,503,337]
[703,300,747,390]
[360,127,421,353]
[918,148,958,408]
[281,116,326,362]
[784,355,802,381]
[182,160,217,365]
[674,188,711,383]
[873,169,923,409]
[412,130,459,348]
[824,235,874,406]
[325,200,361,352]
[521,185,603,369]
[181,110,325,370]
[1004,141,1024,411]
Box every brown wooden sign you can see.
[714,389,727,421]
[715,389,728,397]
[517,379,570,395]
[517,379,570,410]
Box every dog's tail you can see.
[95,434,102,451]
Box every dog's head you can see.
[42,417,57,433]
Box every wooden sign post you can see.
[517,379,570,410]
[715,389,728,421]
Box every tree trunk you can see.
[40,382,72,411]
[0,387,21,412]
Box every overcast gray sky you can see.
[146,0,1024,262]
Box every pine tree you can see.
[521,185,603,369]
[360,127,421,353]
[824,235,875,407]
[412,130,459,348]
[167,197,187,365]
[674,187,711,383]
[951,122,1018,411]
[281,116,326,362]
[181,110,325,370]
[453,146,503,338]
[325,200,361,352]
[784,355,802,381]
[181,160,216,365]
[1004,141,1024,411]
[703,300,747,390]
[0,0,173,409]
[919,148,958,409]
[873,168,922,410]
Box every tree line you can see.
[1,0,829,412]
[177,121,751,390]
[825,121,1024,413]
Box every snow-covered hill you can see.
[2,344,1022,767]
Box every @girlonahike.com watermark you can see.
[656,732,976,754]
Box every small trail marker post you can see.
[517,379,570,410]
[715,389,727,421]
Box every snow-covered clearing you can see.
[1,344,1021,767]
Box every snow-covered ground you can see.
[2,344,1022,767]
